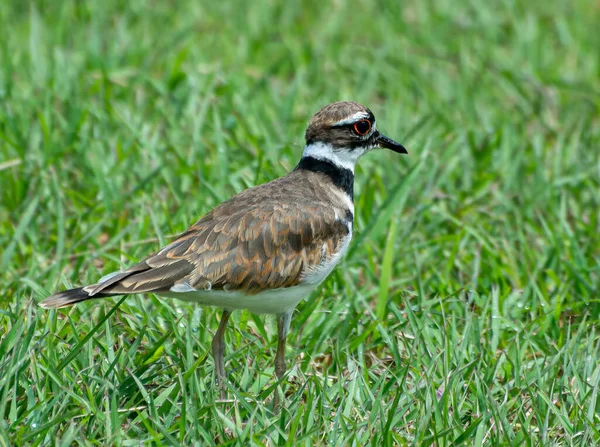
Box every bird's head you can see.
[302,101,407,171]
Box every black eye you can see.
[353,119,371,136]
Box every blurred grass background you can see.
[1,0,599,445]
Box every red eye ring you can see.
[353,119,371,136]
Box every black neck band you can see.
[294,156,354,199]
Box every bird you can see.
[40,101,407,406]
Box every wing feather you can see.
[85,172,351,297]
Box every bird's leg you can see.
[211,309,231,399]
[273,311,293,410]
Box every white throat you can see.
[301,142,365,172]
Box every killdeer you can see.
[40,101,407,405]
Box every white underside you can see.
[159,282,318,314]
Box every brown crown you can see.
[305,101,375,148]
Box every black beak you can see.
[376,133,408,154]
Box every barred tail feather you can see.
[39,287,112,309]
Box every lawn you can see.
[1,0,599,445]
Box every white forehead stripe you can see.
[332,112,370,127]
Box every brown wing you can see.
[85,172,351,297]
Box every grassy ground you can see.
[1,0,599,445]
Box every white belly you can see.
[159,282,317,314]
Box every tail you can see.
[39,255,187,309]
[39,287,114,309]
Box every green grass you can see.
[1,0,600,445]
